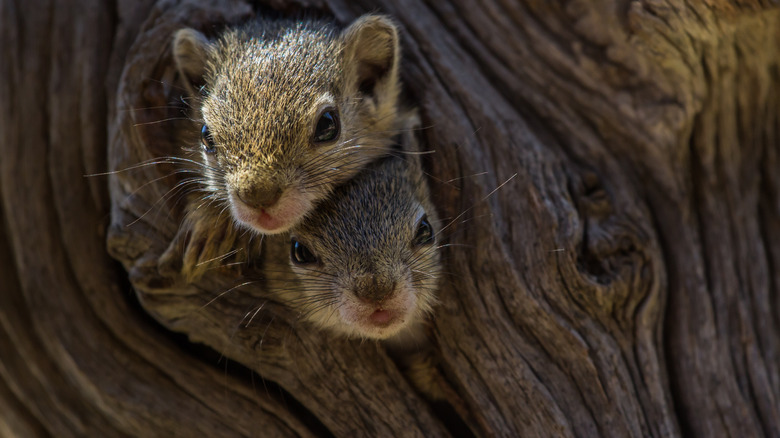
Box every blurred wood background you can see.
[1,0,779,436]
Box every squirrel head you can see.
[286,150,441,341]
[172,15,402,234]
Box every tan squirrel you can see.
[161,14,405,281]
[265,112,441,344]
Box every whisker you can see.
[201,280,260,310]
[133,117,190,126]
[436,173,518,238]
[195,248,243,266]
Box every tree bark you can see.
[1,0,779,436]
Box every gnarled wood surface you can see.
[1,0,779,436]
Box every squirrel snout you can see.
[236,186,283,209]
[353,276,397,303]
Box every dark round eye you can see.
[413,215,435,247]
[201,125,216,154]
[290,239,318,265]
[312,109,340,144]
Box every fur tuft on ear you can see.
[399,109,425,170]
[341,14,401,101]
[172,28,213,96]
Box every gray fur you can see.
[275,113,441,342]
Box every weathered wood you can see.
[1,0,779,436]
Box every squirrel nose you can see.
[353,276,396,303]
[236,186,282,209]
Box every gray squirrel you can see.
[265,112,441,344]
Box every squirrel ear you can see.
[341,15,400,99]
[400,109,424,165]
[172,28,212,96]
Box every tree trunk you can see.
[2,0,779,436]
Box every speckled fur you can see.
[200,19,400,204]
[254,112,446,400]
[270,112,441,343]
[162,15,404,282]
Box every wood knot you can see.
[567,169,655,316]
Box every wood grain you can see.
[1,0,778,436]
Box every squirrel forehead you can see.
[296,158,423,255]
[200,27,343,152]
[207,24,342,102]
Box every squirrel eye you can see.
[312,109,340,144]
[290,239,318,265]
[201,125,216,154]
[413,215,435,247]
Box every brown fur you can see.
[163,15,405,282]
